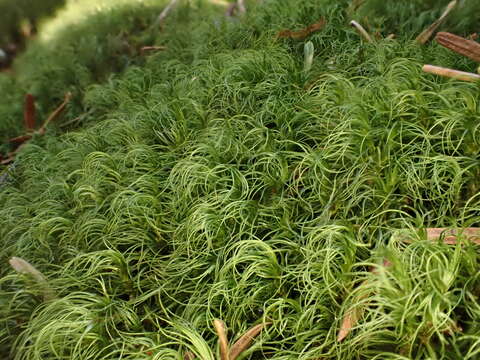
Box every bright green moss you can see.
[1,0,480,359]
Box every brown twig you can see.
[9,134,32,145]
[415,0,457,44]
[422,64,480,82]
[38,92,72,134]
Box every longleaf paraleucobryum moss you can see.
[1,0,480,359]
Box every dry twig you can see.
[183,351,196,360]
[337,260,391,342]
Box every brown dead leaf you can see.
[350,20,373,43]
[277,18,326,40]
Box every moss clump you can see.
[0,0,221,146]
[1,0,480,359]
[0,0,65,49]
[351,0,480,36]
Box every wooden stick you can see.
[416,0,457,44]
[350,20,373,43]
[422,64,480,82]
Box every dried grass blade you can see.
[416,0,457,44]
[213,319,229,360]
[436,32,480,63]
[229,323,270,360]
[9,257,55,300]
[422,65,480,82]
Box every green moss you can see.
[0,0,65,47]
[1,0,480,359]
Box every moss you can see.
[1,0,480,359]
